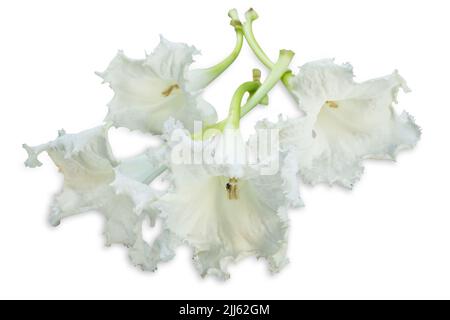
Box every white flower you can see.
[23,126,165,249]
[260,59,420,188]
[152,123,302,280]
[97,36,218,134]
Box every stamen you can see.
[226,178,239,200]
[161,84,180,97]
[326,100,338,108]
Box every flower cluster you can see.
[24,9,420,280]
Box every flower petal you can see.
[144,35,199,86]
[107,166,163,247]
[129,225,180,272]
[111,168,162,220]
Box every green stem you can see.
[243,8,294,90]
[243,9,274,70]
[187,10,244,91]
[226,81,260,129]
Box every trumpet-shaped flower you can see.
[97,37,218,134]
[23,126,165,249]
[259,60,420,188]
[152,121,302,279]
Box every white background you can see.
[1,0,449,299]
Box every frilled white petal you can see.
[108,148,169,246]
[114,143,179,271]
[153,123,301,279]
[145,36,198,85]
[110,169,161,222]
[283,59,421,188]
[129,226,180,272]
[23,126,117,224]
[97,36,217,134]
[249,126,304,208]
[23,126,167,249]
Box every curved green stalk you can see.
[187,10,244,91]
[243,9,275,70]
[225,81,260,129]
[243,8,294,90]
